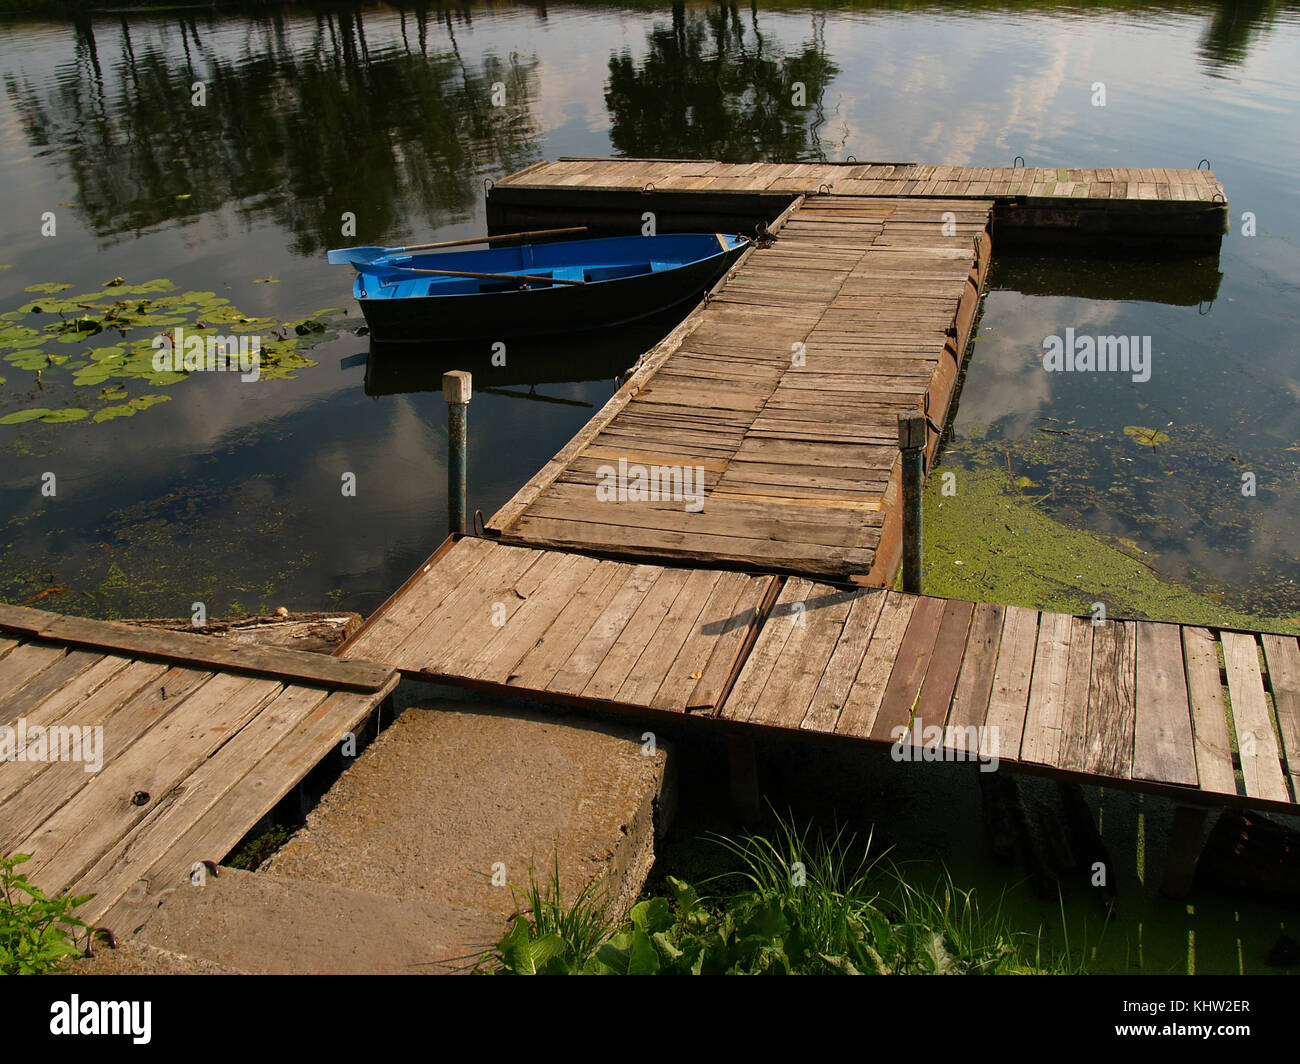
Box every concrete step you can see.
[264,694,673,922]
[120,865,505,974]
[74,939,251,976]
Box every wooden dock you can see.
[343,537,777,714]
[487,194,992,583]
[0,604,397,927]
[342,541,1300,815]
[5,155,1255,924]
[336,157,1296,840]
[489,159,1228,252]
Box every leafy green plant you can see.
[483,860,616,975]
[0,853,94,974]
[484,814,1084,975]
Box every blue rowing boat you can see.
[330,233,750,344]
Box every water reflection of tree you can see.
[605,2,838,162]
[3,4,543,252]
[1197,0,1281,75]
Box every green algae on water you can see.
[921,464,1299,635]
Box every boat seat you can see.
[550,266,585,283]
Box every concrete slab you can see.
[71,939,250,976]
[125,866,503,974]
[264,695,673,922]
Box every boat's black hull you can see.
[356,243,745,344]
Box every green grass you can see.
[484,813,1087,975]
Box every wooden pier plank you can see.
[1055,617,1097,773]
[1133,622,1199,788]
[867,595,947,742]
[1181,626,1238,797]
[1020,611,1074,766]
[1261,634,1300,794]
[0,605,399,917]
[0,603,392,693]
[749,584,859,730]
[831,593,914,739]
[81,684,390,930]
[0,648,107,730]
[1222,631,1289,803]
[489,195,992,581]
[907,599,975,744]
[983,605,1039,760]
[801,590,887,733]
[1082,620,1137,779]
[0,664,209,855]
[16,673,286,892]
[943,602,1004,756]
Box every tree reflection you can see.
[605,2,839,162]
[1197,0,1283,75]
[4,4,544,252]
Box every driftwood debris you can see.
[120,611,362,655]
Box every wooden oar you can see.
[379,267,587,286]
[327,227,588,266]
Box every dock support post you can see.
[443,370,472,535]
[1161,804,1209,898]
[898,410,926,594]
[726,736,761,823]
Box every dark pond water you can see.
[0,0,1297,622]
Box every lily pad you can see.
[1123,425,1170,448]
[92,404,136,422]
[23,282,73,294]
[39,408,89,423]
[0,408,52,425]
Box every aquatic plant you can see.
[0,278,346,426]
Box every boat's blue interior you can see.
[354,233,747,300]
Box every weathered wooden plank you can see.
[836,593,917,738]
[0,603,392,693]
[983,605,1039,760]
[392,544,545,671]
[749,585,859,730]
[343,535,498,662]
[1055,617,1096,772]
[0,649,105,729]
[463,552,603,684]
[548,565,662,696]
[1082,620,1137,779]
[1221,631,1288,802]
[0,641,66,705]
[801,590,887,733]
[652,571,753,712]
[617,567,725,706]
[905,599,975,746]
[1262,634,1300,794]
[1020,612,1074,766]
[506,560,629,691]
[687,574,776,711]
[720,578,813,722]
[944,603,1004,754]
[82,682,394,930]
[1181,626,1237,796]
[0,664,211,853]
[868,596,947,742]
[1132,622,1199,788]
[19,673,286,893]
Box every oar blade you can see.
[327,246,391,266]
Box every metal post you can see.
[898,410,926,594]
[443,370,471,536]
